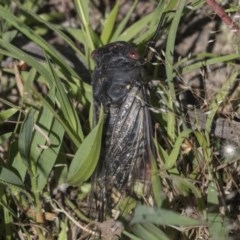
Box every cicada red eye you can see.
[127,50,140,60]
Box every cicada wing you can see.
[102,85,153,211]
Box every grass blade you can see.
[100,1,119,44]
[45,53,84,142]
[17,3,87,64]
[165,0,186,142]
[0,5,78,78]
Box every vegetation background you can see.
[0,0,240,239]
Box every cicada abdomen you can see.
[91,41,154,220]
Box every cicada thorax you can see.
[91,41,153,220]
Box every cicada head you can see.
[91,41,143,70]
[91,41,144,108]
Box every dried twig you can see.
[206,0,239,33]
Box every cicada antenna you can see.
[144,13,166,63]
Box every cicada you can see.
[91,41,155,221]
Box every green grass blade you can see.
[165,0,186,142]
[100,1,119,44]
[16,3,87,64]
[74,0,95,68]
[141,223,170,240]
[0,5,78,78]
[34,90,81,147]
[118,13,153,42]
[165,129,192,170]
[123,230,141,240]
[0,41,84,146]
[45,53,84,142]
[180,53,240,75]
[133,2,167,45]
[0,188,15,240]
[151,151,163,208]
[111,0,138,41]
[0,40,53,86]
[205,71,239,132]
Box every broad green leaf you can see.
[131,205,202,226]
[0,133,12,145]
[35,119,64,192]
[2,30,18,42]
[67,107,104,185]
[100,1,119,44]
[207,181,218,205]
[131,223,169,240]
[18,109,34,167]
[34,90,81,147]
[141,223,169,240]
[0,166,24,189]
[0,108,18,123]
[208,213,229,240]
[24,68,37,91]
[7,112,27,182]
[0,166,32,200]
[11,150,27,182]
[29,87,65,191]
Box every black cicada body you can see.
[91,41,154,220]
